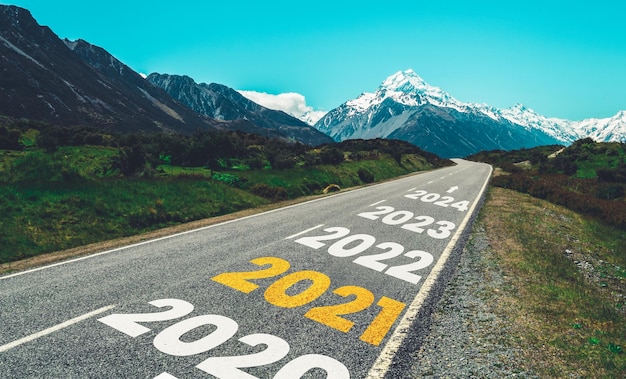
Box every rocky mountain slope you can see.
[0,5,330,145]
[314,70,560,157]
[0,5,221,134]
[147,73,333,145]
[314,70,625,157]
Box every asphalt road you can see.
[1,159,492,379]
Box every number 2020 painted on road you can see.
[211,256,406,347]
[98,298,350,379]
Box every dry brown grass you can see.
[480,187,625,378]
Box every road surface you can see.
[1,159,492,378]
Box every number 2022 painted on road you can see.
[211,256,406,347]
[405,190,470,212]
[358,205,456,239]
[98,298,350,379]
[287,225,434,285]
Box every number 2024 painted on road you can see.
[288,225,434,285]
[358,205,456,239]
[211,256,406,347]
[98,298,350,379]
[405,190,469,212]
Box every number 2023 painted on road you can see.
[358,205,456,239]
[98,298,350,379]
[211,256,406,347]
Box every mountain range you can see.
[146,73,332,145]
[0,5,329,144]
[313,69,626,157]
[0,5,223,134]
[1,5,624,158]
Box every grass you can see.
[0,178,268,263]
[0,146,434,264]
[480,187,626,378]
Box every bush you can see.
[596,184,625,200]
[319,148,344,164]
[113,145,146,177]
[358,168,375,183]
[250,183,288,201]
[212,173,242,186]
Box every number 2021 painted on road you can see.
[358,205,456,239]
[98,298,350,379]
[211,256,406,347]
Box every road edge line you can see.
[366,162,493,379]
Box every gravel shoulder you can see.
[409,222,537,378]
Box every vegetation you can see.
[468,139,626,229]
[480,187,625,377]
[0,118,451,264]
[469,139,626,377]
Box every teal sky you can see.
[5,1,626,120]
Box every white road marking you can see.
[366,164,492,379]
[284,224,325,240]
[0,305,116,352]
[369,200,386,206]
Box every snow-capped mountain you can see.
[314,69,625,157]
[575,111,626,142]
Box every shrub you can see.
[250,183,288,201]
[211,173,242,186]
[358,168,375,183]
[596,184,625,200]
[319,147,344,164]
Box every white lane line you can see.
[369,200,386,206]
[284,224,325,240]
[366,163,493,379]
[0,305,116,352]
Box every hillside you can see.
[0,120,451,264]
[412,141,626,377]
[147,73,333,145]
[468,139,626,229]
[0,5,220,134]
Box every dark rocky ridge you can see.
[147,73,333,145]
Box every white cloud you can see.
[238,90,326,125]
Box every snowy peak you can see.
[576,110,626,142]
[380,69,455,105]
[346,69,466,115]
[314,68,625,157]
[380,69,429,92]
